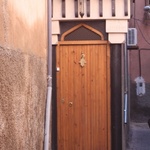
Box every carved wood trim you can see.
[61,23,104,41]
[58,40,108,45]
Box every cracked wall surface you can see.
[0,1,47,150]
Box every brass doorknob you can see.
[69,102,73,107]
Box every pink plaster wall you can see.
[129,1,150,122]
[130,1,150,82]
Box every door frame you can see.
[56,23,111,150]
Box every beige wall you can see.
[0,0,47,150]
[1,0,47,57]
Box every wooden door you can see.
[56,41,111,150]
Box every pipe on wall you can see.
[44,0,52,150]
[124,43,128,124]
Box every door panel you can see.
[56,42,111,150]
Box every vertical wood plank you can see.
[79,45,84,150]
[61,45,68,150]
[95,45,100,149]
[68,46,74,150]
[106,44,111,150]
[89,45,99,149]
[93,45,97,149]
[101,45,108,149]
[57,46,64,150]
[56,45,60,150]
[74,46,82,150]
[64,46,69,149]
[85,45,91,150]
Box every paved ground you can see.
[127,122,150,150]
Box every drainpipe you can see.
[124,42,128,124]
[44,0,52,150]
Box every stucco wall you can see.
[0,1,47,150]
[129,1,150,122]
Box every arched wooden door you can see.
[56,24,111,150]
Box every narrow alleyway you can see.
[127,122,150,150]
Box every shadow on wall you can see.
[130,81,150,123]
